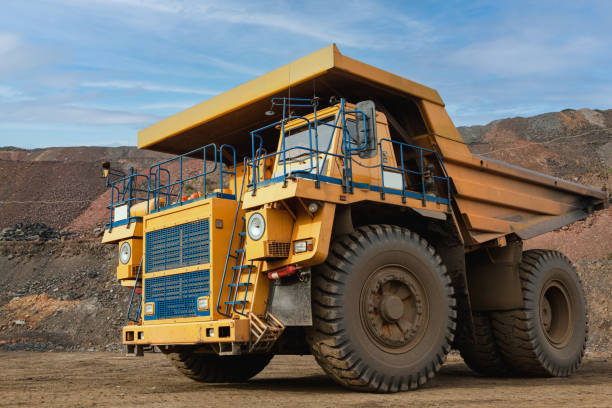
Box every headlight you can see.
[247,212,265,241]
[307,201,320,213]
[144,302,155,315]
[119,241,131,264]
[294,239,314,254]
[197,296,209,311]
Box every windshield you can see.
[281,116,336,161]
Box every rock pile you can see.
[0,222,71,242]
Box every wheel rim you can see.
[539,278,573,348]
[360,264,429,353]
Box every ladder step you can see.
[235,249,245,254]
[238,232,246,237]
[228,254,238,259]
[232,265,254,270]
[228,282,252,288]
[225,300,248,305]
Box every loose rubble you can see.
[0,222,72,242]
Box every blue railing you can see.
[147,143,237,213]
[248,98,371,193]
[378,139,451,204]
[246,98,451,206]
[249,98,352,193]
[106,167,149,230]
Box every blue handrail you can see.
[106,167,149,230]
[216,158,249,317]
[244,98,451,207]
[378,138,451,203]
[146,143,238,213]
[248,98,368,193]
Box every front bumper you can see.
[123,319,250,346]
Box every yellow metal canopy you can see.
[138,44,443,155]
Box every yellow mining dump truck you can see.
[101,45,607,392]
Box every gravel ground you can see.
[0,352,610,407]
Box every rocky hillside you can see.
[458,108,612,190]
[0,147,174,231]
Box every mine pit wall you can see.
[0,240,128,351]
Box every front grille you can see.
[144,269,209,320]
[267,241,290,257]
[145,219,210,273]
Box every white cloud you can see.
[0,85,22,100]
[137,101,199,110]
[0,32,58,76]
[62,0,184,13]
[450,35,604,76]
[0,103,160,125]
[58,0,430,51]
[202,55,263,77]
[82,80,219,95]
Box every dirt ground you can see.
[1,352,610,408]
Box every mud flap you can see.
[466,240,524,311]
[266,270,312,326]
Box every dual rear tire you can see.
[457,250,587,378]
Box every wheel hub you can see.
[540,279,573,348]
[361,266,428,353]
[380,295,404,322]
[540,296,552,332]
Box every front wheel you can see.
[307,225,456,392]
[163,347,273,382]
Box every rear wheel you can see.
[491,250,587,376]
[307,225,456,392]
[456,312,512,376]
[163,347,273,382]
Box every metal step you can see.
[225,300,248,305]
[232,265,254,270]
[227,282,252,288]
[249,313,285,353]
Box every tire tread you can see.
[307,225,456,392]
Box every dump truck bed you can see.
[137,45,607,245]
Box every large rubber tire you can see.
[491,250,588,376]
[163,348,273,382]
[457,312,512,377]
[307,225,456,392]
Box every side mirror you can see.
[354,100,377,158]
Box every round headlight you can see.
[247,213,265,241]
[119,241,131,264]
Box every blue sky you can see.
[1,0,611,148]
